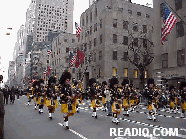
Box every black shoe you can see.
[39,111,41,114]
[95,115,97,119]
[66,126,69,130]
[77,110,79,113]
[49,117,52,119]
[107,114,112,116]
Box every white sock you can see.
[66,121,68,126]
[49,113,51,117]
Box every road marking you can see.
[58,123,88,139]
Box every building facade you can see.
[152,0,186,89]
[25,0,74,42]
[77,0,153,88]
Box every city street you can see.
[3,96,186,139]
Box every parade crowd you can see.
[1,70,186,133]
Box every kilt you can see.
[169,101,175,108]
[111,101,122,114]
[134,98,138,105]
[129,100,134,107]
[122,98,129,108]
[27,93,29,99]
[43,96,46,104]
[33,97,36,102]
[60,103,75,116]
[147,103,153,111]
[102,97,105,105]
[54,100,58,108]
[181,102,186,110]
[90,99,102,108]
[36,97,40,105]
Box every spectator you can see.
[0,75,5,139]
[10,87,15,104]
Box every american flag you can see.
[69,52,77,68]
[47,49,51,55]
[161,3,177,45]
[75,22,81,38]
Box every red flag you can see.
[75,49,84,68]
[46,66,51,76]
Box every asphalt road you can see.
[4,96,186,139]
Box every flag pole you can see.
[164,1,186,25]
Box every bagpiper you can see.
[145,78,160,121]
[33,80,40,110]
[26,81,34,106]
[168,85,178,114]
[59,70,75,129]
[179,81,186,118]
[38,79,45,114]
[88,78,102,119]
[110,77,122,124]
[121,79,130,117]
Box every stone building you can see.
[51,32,79,81]
[152,0,186,89]
[76,0,153,88]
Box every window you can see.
[99,68,101,77]
[113,34,117,43]
[94,23,97,32]
[123,36,128,45]
[99,51,102,60]
[123,21,129,30]
[113,51,117,60]
[100,35,102,44]
[100,19,102,29]
[66,47,69,53]
[124,68,128,77]
[123,52,128,61]
[143,39,147,48]
[134,53,138,64]
[89,41,91,49]
[66,58,69,63]
[133,23,138,31]
[86,15,88,24]
[95,7,97,17]
[64,39,67,42]
[134,38,138,46]
[72,68,75,73]
[137,12,141,16]
[90,26,92,35]
[112,67,117,77]
[134,69,138,78]
[90,12,92,21]
[143,25,147,33]
[94,53,96,62]
[177,49,185,66]
[94,38,96,47]
[128,10,132,14]
[162,53,168,68]
[175,0,182,11]
[144,71,148,78]
[146,14,150,18]
[160,3,164,17]
[72,39,75,43]
[93,69,96,78]
[82,18,84,26]
[113,19,117,28]
[176,21,184,38]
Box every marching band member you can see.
[74,80,82,113]
[26,81,33,106]
[179,81,186,118]
[59,70,75,129]
[110,77,122,124]
[121,79,130,117]
[38,79,45,114]
[101,81,107,112]
[46,76,57,119]
[89,78,101,119]
[169,85,177,114]
[129,85,138,112]
[33,80,40,110]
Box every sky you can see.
[0,0,153,85]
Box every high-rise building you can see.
[25,0,74,42]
